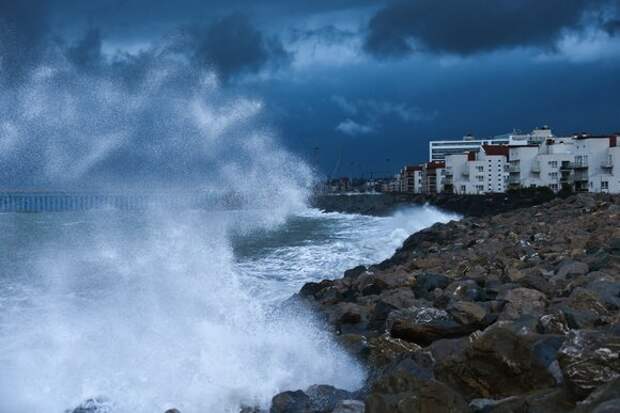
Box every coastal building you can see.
[445,145,509,194]
[572,134,620,193]
[399,165,423,193]
[429,126,554,162]
[508,137,576,192]
[422,161,446,194]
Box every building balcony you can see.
[531,162,540,173]
[572,161,588,169]
[509,165,520,173]
[462,170,469,177]
[602,160,613,169]
[560,163,572,171]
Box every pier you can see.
[0,191,246,213]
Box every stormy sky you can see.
[1,0,620,178]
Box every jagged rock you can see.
[557,330,620,399]
[556,288,611,329]
[367,334,422,368]
[306,385,354,412]
[300,280,335,298]
[344,266,367,279]
[498,287,548,321]
[556,260,590,279]
[164,409,181,413]
[538,312,570,335]
[447,301,489,326]
[336,334,369,360]
[331,399,365,413]
[386,306,473,345]
[468,387,574,413]
[66,398,112,413]
[586,279,620,310]
[573,378,620,412]
[444,280,485,302]
[270,390,311,413]
[328,303,369,326]
[435,324,558,400]
[413,273,450,300]
[366,356,470,413]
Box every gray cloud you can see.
[336,119,373,136]
[364,0,620,58]
[179,13,291,81]
[0,0,50,83]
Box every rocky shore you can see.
[311,188,559,217]
[265,193,620,412]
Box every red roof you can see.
[425,161,445,170]
[482,144,509,157]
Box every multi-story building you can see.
[422,161,445,194]
[572,134,620,192]
[399,165,423,193]
[508,137,575,192]
[429,126,554,162]
[445,145,509,194]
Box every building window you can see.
[477,176,484,182]
[549,172,558,179]
[602,181,609,190]
[476,166,483,172]
[548,161,558,168]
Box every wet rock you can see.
[387,306,473,346]
[556,260,589,279]
[413,273,450,300]
[336,334,369,360]
[469,387,574,413]
[367,334,422,369]
[447,301,489,326]
[66,398,113,413]
[300,280,335,298]
[556,288,610,329]
[498,287,548,321]
[331,399,365,413]
[435,324,557,400]
[270,390,311,413]
[573,378,620,412]
[328,303,369,326]
[444,279,485,302]
[306,385,354,412]
[366,357,469,413]
[344,266,367,279]
[557,330,620,399]
[538,312,570,335]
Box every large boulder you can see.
[386,305,474,346]
[270,390,311,413]
[498,288,548,321]
[305,385,355,412]
[365,357,470,413]
[557,330,620,399]
[435,324,559,400]
[555,288,611,329]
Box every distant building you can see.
[399,165,423,193]
[445,145,509,194]
[422,161,445,194]
[429,126,554,162]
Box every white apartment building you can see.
[429,126,554,162]
[508,138,576,192]
[445,145,509,194]
[573,135,620,193]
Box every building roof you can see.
[425,161,445,170]
[574,134,620,140]
[403,165,423,172]
[482,144,509,157]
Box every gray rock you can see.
[270,390,311,413]
[498,287,548,321]
[558,330,620,399]
[331,400,365,413]
[556,260,589,279]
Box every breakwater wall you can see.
[310,188,560,217]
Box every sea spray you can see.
[0,43,364,412]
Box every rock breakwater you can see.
[268,193,620,412]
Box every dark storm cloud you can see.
[0,0,50,83]
[65,29,104,70]
[181,13,291,81]
[364,0,620,58]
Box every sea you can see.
[0,204,457,413]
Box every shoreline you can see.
[263,193,620,413]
